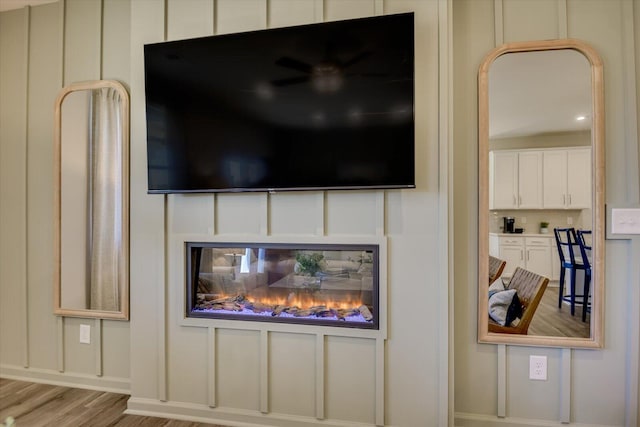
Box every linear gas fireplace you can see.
[186,242,379,329]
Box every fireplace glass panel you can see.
[187,243,379,329]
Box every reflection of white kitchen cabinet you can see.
[542,148,591,209]
[489,150,543,209]
[524,237,552,278]
[491,234,553,280]
[497,236,525,277]
[550,243,561,281]
[490,151,518,209]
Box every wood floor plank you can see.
[528,286,590,338]
[0,379,228,427]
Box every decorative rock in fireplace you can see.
[186,242,379,329]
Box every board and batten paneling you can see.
[453,0,639,426]
[0,0,130,393]
[26,0,63,374]
[0,7,29,368]
[127,0,447,426]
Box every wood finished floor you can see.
[528,285,590,337]
[0,378,228,427]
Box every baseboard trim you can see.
[126,397,380,427]
[0,364,130,394]
[455,412,620,427]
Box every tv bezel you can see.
[144,13,416,194]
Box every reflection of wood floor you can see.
[528,286,590,338]
[0,378,227,427]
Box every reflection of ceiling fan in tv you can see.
[271,47,386,93]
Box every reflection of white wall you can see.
[60,91,90,309]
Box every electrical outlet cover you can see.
[79,324,91,344]
[529,355,547,380]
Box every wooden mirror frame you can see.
[53,80,130,320]
[477,39,604,348]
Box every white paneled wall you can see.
[0,0,130,392]
[453,0,640,426]
[126,1,448,427]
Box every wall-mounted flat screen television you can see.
[144,12,415,193]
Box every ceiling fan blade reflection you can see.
[341,51,372,68]
[270,76,311,87]
[275,56,313,74]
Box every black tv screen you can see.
[144,12,415,193]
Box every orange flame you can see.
[257,292,363,310]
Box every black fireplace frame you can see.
[185,242,380,330]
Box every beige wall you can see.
[127,1,448,426]
[0,0,130,391]
[2,0,639,426]
[1,0,450,426]
[454,0,640,426]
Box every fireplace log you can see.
[358,305,373,321]
[249,302,273,313]
[293,309,313,317]
[272,305,287,316]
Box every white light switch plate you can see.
[79,324,91,344]
[611,208,640,234]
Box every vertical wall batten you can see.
[622,5,640,426]
[259,194,269,236]
[560,348,571,423]
[99,0,104,79]
[316,192,325,236]
[630,240,640,427]
[315,333,325,420]
[374,0,383,16]
[260,329,269,414]
[375,192,385,236]
[313,0,324,22]
[95,318,102,376]
[557,0,567,39]
[22,5,31,370]
[438,0,454,425]
[159,195,168,401]
[208,327,217,408]
[494,0,504,47]
[622,0,640,204]
[57,317,64,372]
[375,337,385,426]
[59,0,65,84]
[497,344,506,418]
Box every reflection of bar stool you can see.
[576,230,592,322]
[553,228,591,322]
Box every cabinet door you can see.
[490,151,518,209]
[550,244,561,281]
[566,148,591,208]
[526,245,552,278]
[517,151,543,208]
[543,150,568,208]
[499,245,524,278]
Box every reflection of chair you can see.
[554,227,591,322]
[489,255,506,286]
[576,229,592,322]
[488,267,549,335]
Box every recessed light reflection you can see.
[255,82,274,100]
[576,115,586,121]
[348,108,363,124]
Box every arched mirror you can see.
[53,80,130,320]
[477,39,604,348]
